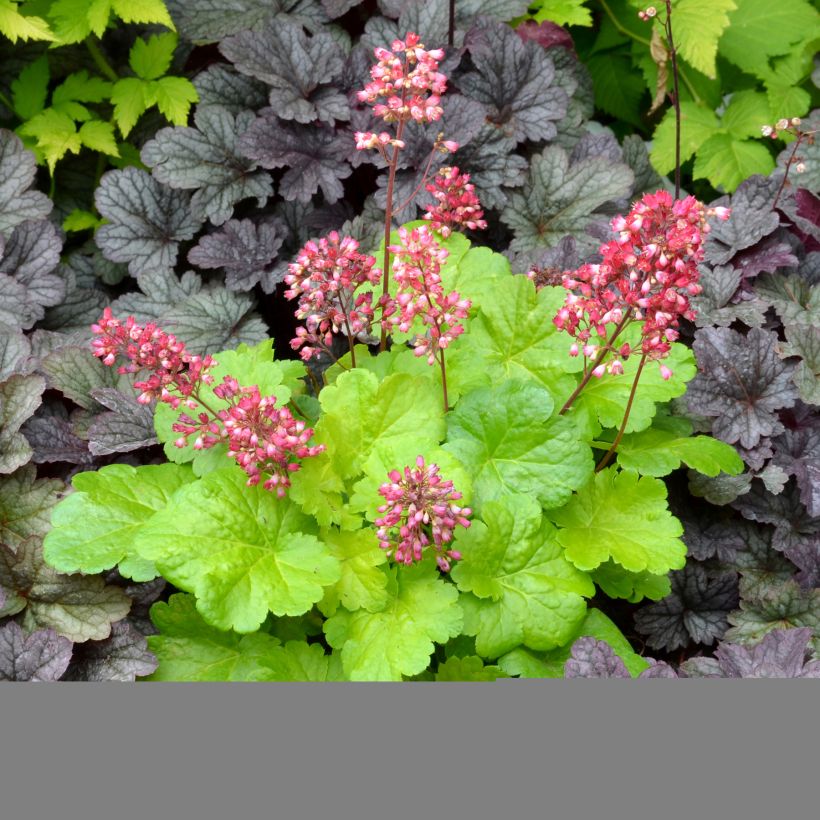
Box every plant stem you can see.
[448,0,456,47]
[439,349,449,412]
[598,0,652,45]
[393,139,442,213]
[559,315,632,415]
[85,37,119,83]
[380,120,406,352]
[664,1,681,198]
[0,89,13,112]
[595,353,647,472]
[772,132,805,210]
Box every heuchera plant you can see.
[39,29,747,682]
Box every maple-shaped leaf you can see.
[0,622,72,682]
[684,628,820,678]
[781,323,820,405]
[0,130,51,236]
[324,562,462,680]
[95,167,203,276]
[135,467,341,632]
[44,463,197,582]
[0,321,30,381]
[21,401,93,466]
[732,233,799,280]
[238,113,351,203]
[452,494,593,658]
[86,386,158,456]
[431,654,506,681]
[0,466,64,551]
[40,344,117,411]
[591,560,671,604]
[634,564,739,651]
[141,106,273,226]
[188,218,283,291]
[47,0,175,44]
[724,576,820,653]
[61,619,158,681]
[687,327,798,449]
[687,470,752,506]
[705,176,781,265]
[755,269,819,326]
[164,0,328,43]
[1,538,131,642]
[772,420,820,518]
[548,467,687,575]
[0,219,65,330]
[458,19,569,144]
[443,380,594,513]
[0,373,44,474]
[220,21,347,124]
[193,64,268,114]
[501,144,634,254]
[692,264,767,328]
[564,637,678,679]
[111,268,267,355]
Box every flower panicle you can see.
[422,166,488,237]
[374,455,471,572]
[552,190,731,379]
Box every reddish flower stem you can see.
[595,353,647,472]
[664,1,681,199]
[772,132,806,210]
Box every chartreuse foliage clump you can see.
[42,231,742,680]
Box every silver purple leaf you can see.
[0,374,45,475]
[21,401,93,466]
[0,130,51,236]
[61,620,158,681]
[193,65,268,114]
[0,322,31,381]
[564,637,631,678]
[0,621,72,681]
[87,387,158,456]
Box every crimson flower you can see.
[422,166,487,237]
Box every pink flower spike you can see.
[422,166,487,237]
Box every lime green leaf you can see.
[11,55,49,120]
[498,608,650,678]
[447,277,579,407]
[52,70,112,105]
[452,495,594,658]
[135,467,341,632]
[586,51,647,127]
[287,450,361,531]
[17,108,82,172]
[672,0,736,79]
[0,0,55,42]
[591,560,672,602]
[718,0,819,80]
[110,77,147,137]
[548,467,686,574]
[129,32,178,81]
[146,593,286,681]
[47,0,93,42]
[571,339,696,438]
[435,655,508,681]
[616,426,744,477]
[153,75,198,126]
[316,368,445,480]
[650,101,720,174]
[721,90,772,139]
[62,209,102,232]
[444,245,513,314]
[154,339,302,474]
[316,527,389,617]
[531,0,593,26]
[444,380,593,512]
[111,0,175,29]
[43,463,195,581]
[324,563,462,680]
[78,119,119,156]
[693,132,775,191]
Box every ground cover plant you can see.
[1,0,818,681]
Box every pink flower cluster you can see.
[374,455,471,572]
[284,232,384,361]
[422,166,488,237]
[387,225,471,364]
[91,308,215,407]
[91,310,323,495]
[553,190,730,378]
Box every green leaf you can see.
[434,655,508,681]
[62,209,102,232]
[154,338,303,475]
[43,463,196,581]
[129,32,178,81]
[17,108,82,172]
[720,90,772,139]
[531,0,593,26]
[11,55,49,120]
[0,0,55,42]
[549,467,686,574]
[586,51,647,127]
[134,467,341,632]
[671,0,736,79]
[153,75,198,126]
[316,368,445,480]
[110,77,147,137]
[718,0,819,80]
[498,608,650,678]
[111,0,175,29]
[316,527,389,617]
[447,277,579,407]
[52,70,112,105]
[324,563,462,680]
[78,119,119,156]
[591,560,672,603]
[693,133,775,191]
[444,245,513,314]
[47,0,93,42]
[615,426,744,477]
[444,380,593,512]
[452,495,594,658]
[650,101,720,174]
